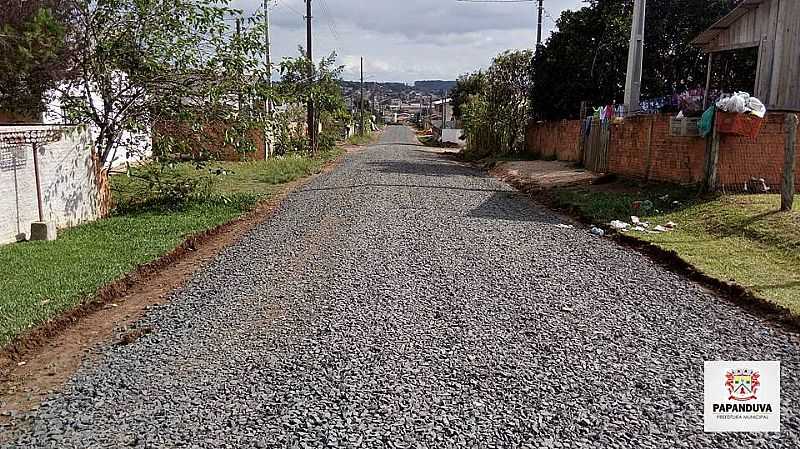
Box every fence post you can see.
[782,113,798,211]
[703,126,720,193]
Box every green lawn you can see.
[554,185,800,314]
[0,150,341,346]
[346,130,378,146]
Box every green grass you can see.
[417,135,437,147]
[0,150,342,345]
[554,184,800,314]
[346,131,376,146]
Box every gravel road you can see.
[6,126,799,448]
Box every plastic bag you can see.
[716,91,767,117]
[747,97,766,118]
[717,93,747,113]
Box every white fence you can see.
[1,126,105,244]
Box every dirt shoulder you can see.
[0,150,348,425]
[490,159,600,190]
[476,156,800,333]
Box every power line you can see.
[455,0,533,2]
[274,0,304,17]
[455,0,543,48]
[542,7,556,24]
[318,0,341,42]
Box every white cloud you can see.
[233,0,586,82]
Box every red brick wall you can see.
[525,120,581,161]
[608,115,706,185]
[154,121,266,162]
[0,110,39,124]
[717,113,800,191]
[525,112,800,191]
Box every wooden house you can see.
[692,0,800,111]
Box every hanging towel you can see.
[699,104,715,137]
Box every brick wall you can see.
[0,111,39,124]
[717,113,800,191]
[1,125,106,244]
[525,120,581,161]
[525,112,800,190]
[607,115,707,185]
[155,121,266,162]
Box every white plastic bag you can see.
[747,97,766,118]
[716,91,767,117]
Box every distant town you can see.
[340,80,456,125]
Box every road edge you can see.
[0,148,349,427]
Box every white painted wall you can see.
[43,84,152,169]
[0,126,103,244]
[441,128,466,146]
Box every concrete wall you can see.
[525,112,800,190]
[1,126,105,244]
[441,128,466,146]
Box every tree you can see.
[458,50,534,157]
[485,50,534,153]
[450,71,486,120]
[0,1,74,118]
[641,0,742,99]
[531,1,631,120]
[278,49,348,153]
[54,0,272,167]
[531,0,742,119]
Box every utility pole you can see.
[442,92,447,129]
[305,0,315,151]
[236,18,243,112]
[360,57,365,135]
[624,0,646,115]
[536,0,544,51]
[264,0,273,159]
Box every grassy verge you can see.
[346,130,378,146]
[551,183,800,314]
[0,150,342,345]
[417,135,435,147]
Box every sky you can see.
[232,0,586,83]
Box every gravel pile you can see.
[6,126,799,448]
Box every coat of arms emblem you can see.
[725,369,760,402]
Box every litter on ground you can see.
[610,220,630,230]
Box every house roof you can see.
[691,0,767,48]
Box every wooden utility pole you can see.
[264,0,273,159]
[702,53,713,109]
[624,0,646,115]
[360,57,365,135]
[306,0,315,152]
[782,113,798,211]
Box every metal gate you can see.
[580,118,611,173]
